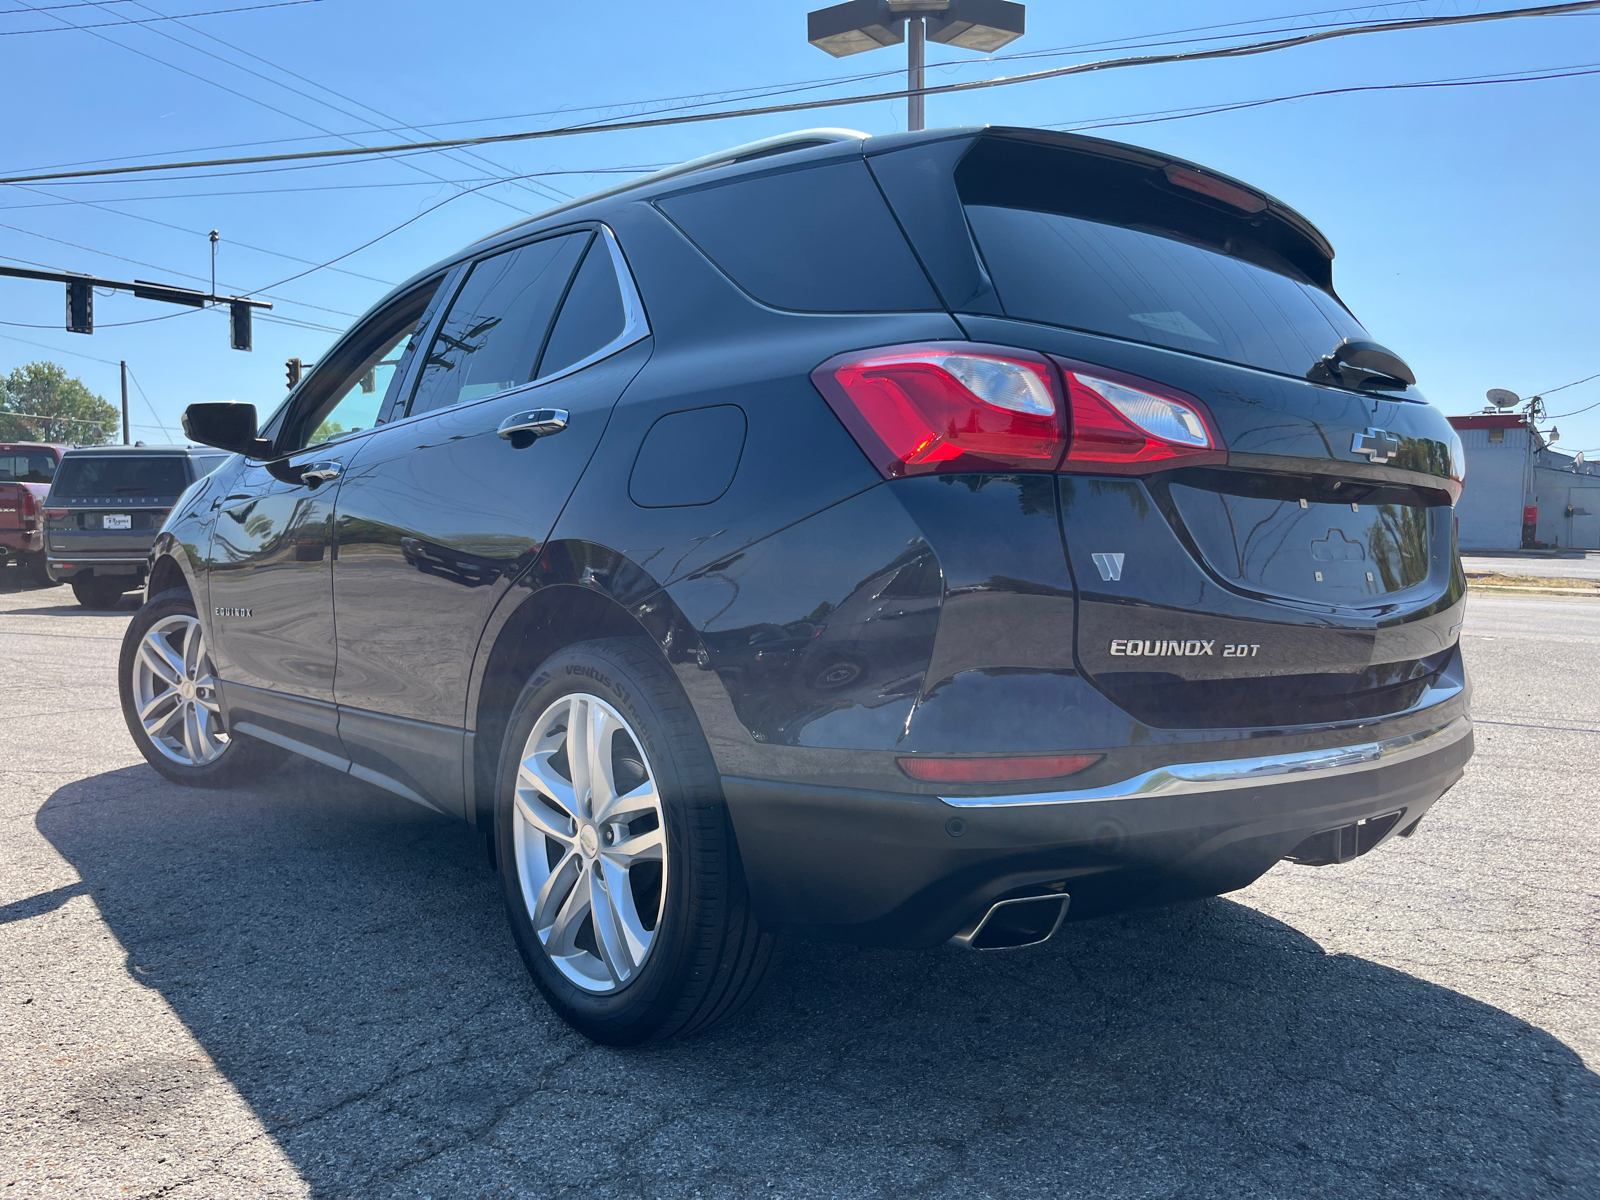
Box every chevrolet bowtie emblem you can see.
[1352,428,1400,464]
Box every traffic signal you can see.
[286,357,303,388]
[229,300,252,352]
[66,279,92,334]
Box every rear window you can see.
[0,450,57,483]
[51,456,189,498]
[954,136,1366,380]
[966,205,1368,379]
[657,159,939,313]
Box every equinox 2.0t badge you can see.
[1109,639,1261,657]
[1352,428,1400,464]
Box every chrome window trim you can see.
[939,715,1471,809]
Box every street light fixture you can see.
[807,0,1025,131]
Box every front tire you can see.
[119,588,287,787]
[496,638,774,1044]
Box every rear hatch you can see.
[46,452,190,561]
[869,129,1466,728]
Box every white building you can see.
[1449,413,1600,550]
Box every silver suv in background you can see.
[44,446,229,608]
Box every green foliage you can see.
[310,419,348,445]
[0,361,120,445]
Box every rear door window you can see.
[407,233,587,417]
[52,456,188,497]
[657,159,939,313]
[965,205,1368,379]
[537,237,626,379]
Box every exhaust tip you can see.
[949,894,1070,951]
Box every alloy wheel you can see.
[513,692,667,993]
[132,614,228,766]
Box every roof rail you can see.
[486,128,868,240]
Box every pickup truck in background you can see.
[0,442,67,586]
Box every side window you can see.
[655,159,939,313]
[290,277,443,452]
[537,237,627,379]
[407,233,586,418]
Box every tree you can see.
[0,361,119,445]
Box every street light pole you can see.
[119,360,129,446]
[907,14,925,131]
[808,1,1025,133]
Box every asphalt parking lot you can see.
[1,568,1596,1199]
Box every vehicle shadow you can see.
[0,564,137,612]
[33,761,1600,1198]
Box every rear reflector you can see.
[813,344,1065,478]
[898,754,1102,783]
[816,342,1224,479]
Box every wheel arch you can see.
[467,539,720,831]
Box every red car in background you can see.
[0,442,67,586]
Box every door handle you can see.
[498,407,569,448]
[301,461,342,486]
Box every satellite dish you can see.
[1486,388,1520,409]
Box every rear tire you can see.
[26,553,58,587]
[119,588,287,787]
[495,638,774,1044]
[73,575,127,609]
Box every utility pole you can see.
[808,0,1025,131]
[120,360,129,445]
[209,230,219,300]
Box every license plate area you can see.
[102,514,132,530]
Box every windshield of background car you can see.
[0,450,57,483]
[51,456,189,497]
[965,205,1370,379]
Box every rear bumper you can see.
[0,531,42,555]
[46,555,149,583]
[722,710,1471,948]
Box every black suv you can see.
[121,127,1472,1044]
[46,445,229,607]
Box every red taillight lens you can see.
[43,507,68,520]
[898,754,1102,784]
[813,344,1065,478]
[816,344,1225,478]
[19,491,38,517]
[1053,358,1224,474]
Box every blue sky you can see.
[2,0,1597,450]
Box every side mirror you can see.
[182,402,269,456]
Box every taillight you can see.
[1052,358,1224,474]
[19,492,38,517]
[812,343,1065,478]
[815,343,1224,479]
[43,507,68,520]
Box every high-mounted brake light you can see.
[1053,358,1225,474]
[813,344,1065,478]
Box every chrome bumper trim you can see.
[939,716,1472,809]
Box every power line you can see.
[123,364,176,439]
[0,0,315,35]
[107,0,566,210]
[5,0,1596,187]
[0,329,125,366]
[1053,61,1600,132]
[10,0,541,215]
[0,219,361,318]
[0,1,1449,177]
